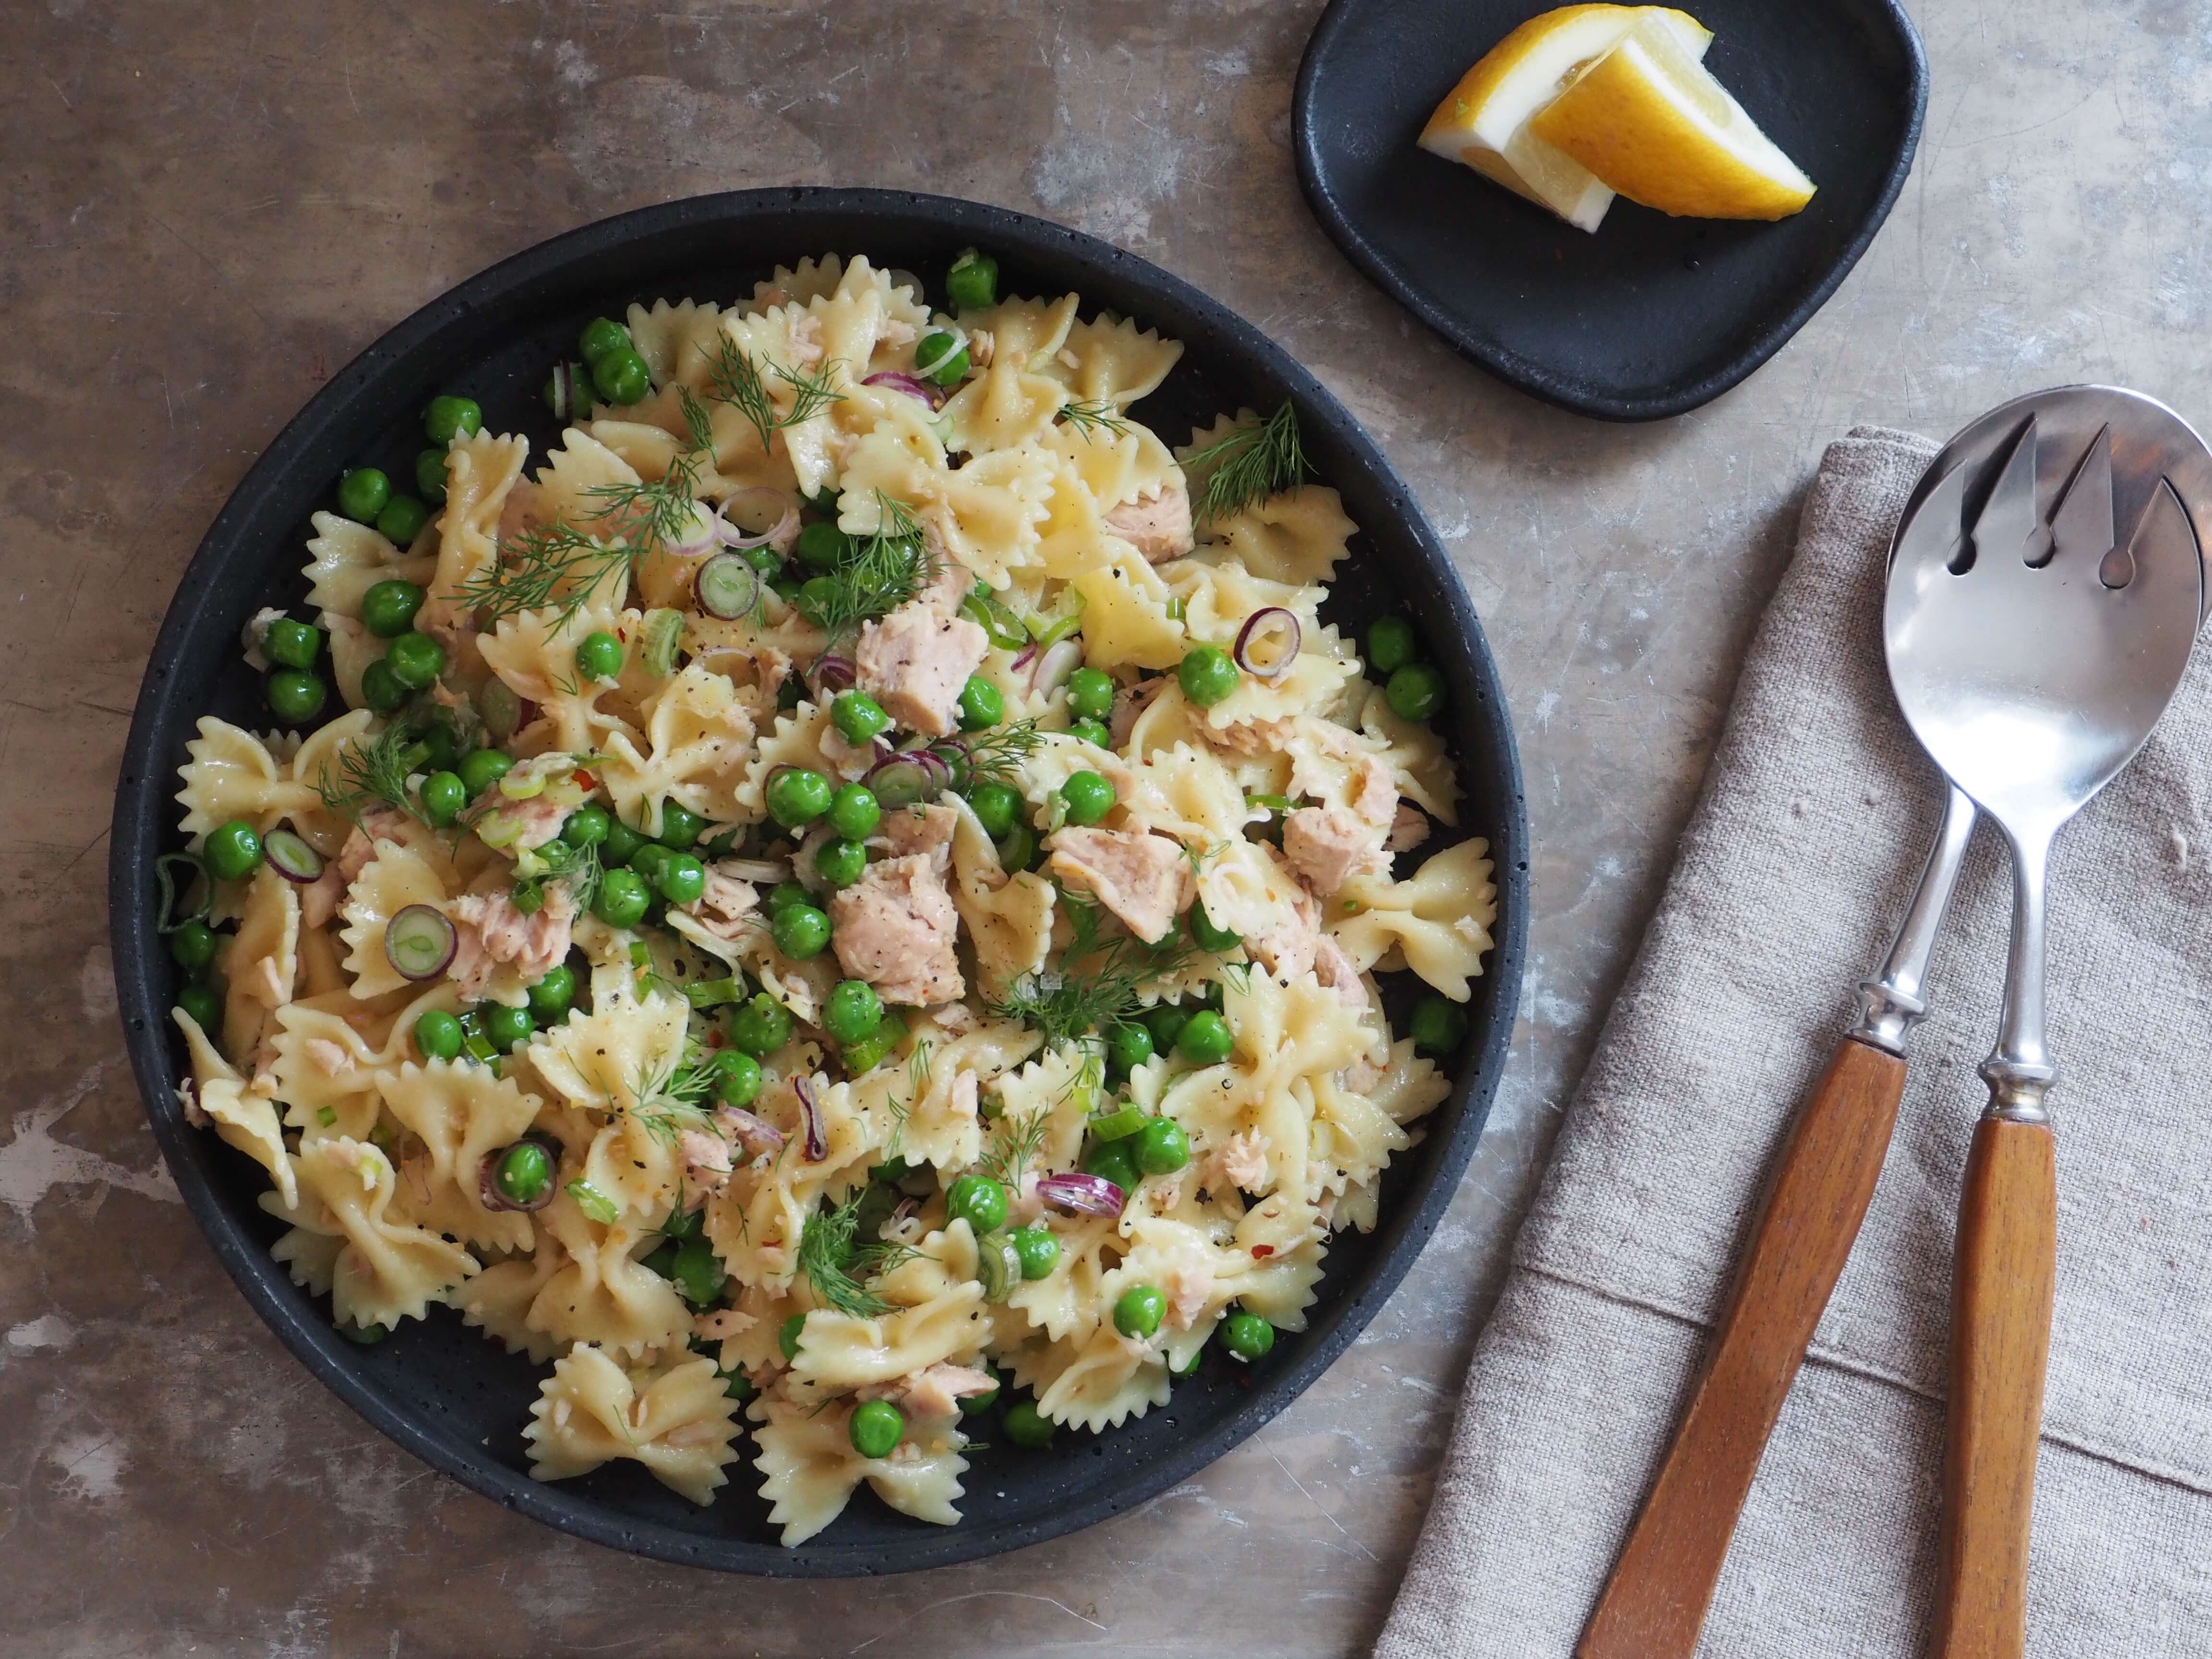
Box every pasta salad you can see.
[157,248,1497,1544]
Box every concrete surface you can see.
[6,0,2208,1653]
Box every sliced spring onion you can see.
[962,589,1031,652]
[479,1136,560,1214]
[1088,1104,1147,1142]
[263,829,325,884]
[640,608,684,676]
[913,325,968,381]
[795,1077,827,1162]
[1233,607,1302,682]
[1036,1171,1126,1217]
[975,1231,1023,1304]
[867,755,935,811]
[685,976,746,1010]
[567,1178,620,1224]
[695,552,761,621]
[547,360,582,422]
[1029,610,1084,651]
[480,678,522,744]
[385,903,457,981]
[155,851,212,934]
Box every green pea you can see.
[1004,1397,1055,1447]
[822,979,883,1046]
[1171,1336,1207,1378]
[995,819,1039,872]
[771,902,831,960]
[1176,1010,1233,1066]
[591,348,650,406]
[1186,900,1242,953]
[358,659,408,715]
[848,1398,905,1460]
[731,993,794,1058]
[796,576,842,627]
[655,852,705,906]
[1083,1137,1141,1193]
[1059,770,1116,827]
[482,1002,534,1052]
[961,1363,1003,1416]
[373,488,428,546]
[597,820,644,868]
[628,843,673,887]
[359,579,426,639]
[744,544,783,579]
[168,919,217,973]
[815,838,867,890]
[1367,615,1418,676]
[1178,644,1240,708]
[593,866,650,927]
[203,820,262,883]
[578,316,629,365]
[340,1321,390,1346]
[336,467,391,524]
[1011,1226,1060,1281]
[1409,995,1470,1057]
[715,1049,762,1107]
[839,1011,906,1075]
[561,805,611,848]
[1106,1021,1154,1078]
[832,690,891,747]
[946,247,998,312]
[956,675,1003,732]
[404,1010,458,1063]
[778,1311,806,1361]
[265,669,326,724]
[456,747,513,798]
[1385,661,1446,723]
[422,394,482,445]
[668,1238,726,1308]
[963,781,1020,841]
[1114,1284,1166,1340]
[829,783,881,842]
[766,767,833,828]
[794,520,849,572]
[1134,1117,1191,1176]
[1066,667,1114,721]
[415,447,449,506]
[915,330,969,387]
[406,770,459,828]
[766,880,813,915]
[576,630,624,680]
[1067,717,1112,748]
[176,984,221,1032]
[721,1368,758,1403]
[493,1139,554,1206]
[264,618,321,670]
[1143,1002,1190,1053]
[947,1174,1008,1234]
[383,630,446,691]
[1221,1308,1275,1362]
[657,801,705,850]
[528,964,576,1022]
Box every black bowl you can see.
[108,188,1529,1575]
[1294,0,1927,420]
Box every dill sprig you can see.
[796,1188,921,1319]
[700,334,848,454]
[510,833,601,915]
[316,718,430,827]
[978,1104,1052,1192]
[628,1046,718,1146]
[1059,399,1129,439]
[986,901,1193,1052]
[958,718,1042,790]
[1184,401,1310,526]
[805,493,936,645]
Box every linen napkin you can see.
[1378,426,2212,1658]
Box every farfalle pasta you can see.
[154,246,1494,1541]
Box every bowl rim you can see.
[106,185,1530,1575]
[1289,0,1930,421]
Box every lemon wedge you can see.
[1528,15,1815,220]
[1419,5,1713,234]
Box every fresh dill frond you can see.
[700,334,847,453]
[806,492,935,645]
[1184,401,1310,526]
[978,1106,1051,1192]
[1059,399,1129,439]
[511,834,601,915]
[796,1188,921,1318]
[778,359,846,428]
[959,718,1042,790]
[986,917,1193,1053]
[457,522,628,630]
[675,383,715,454]
[628,1046,717,1146]
[316,717,429,827]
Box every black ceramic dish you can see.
[108,188,1528,1575]
[1294,0,1927,420]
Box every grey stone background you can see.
[4,0,2201,1653]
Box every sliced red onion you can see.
[1010,642,1039,673]
[713,487,797,553]
[866,753,936,810]
[263,829,325,884]
[1032,637,1084,696]
[862,371,943,410]
[664,502,718,558]
[1037,1172,1125,1217]
[795,1077,827,1162]
[812,654,857,692]
[479,1135,560,1214]
[1233,608,1302,682]
[385,904,457,982]
[715,1105,787,1159]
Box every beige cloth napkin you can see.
[1378,427,2212,1658]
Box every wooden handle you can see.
[1577,1036,1908,1659]
[1930,1116,2057,1659]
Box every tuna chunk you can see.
[829,853,965,1005]
[1045,827,1192,944]
[685,864,760,944]
[1314,934,1369,1010]
[447,886,577,999]
[1203,1128,1271,1195]
[677,1128,735,1199]
[1105,480,1195,563]
[1283,805,1383,895]
[870,803,956,876]
[895,1363,1000,1419]
[853,600,990,739]
[1386,800,1431,853]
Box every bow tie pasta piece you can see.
[751,1393,972,1546]
[747,252,848,315]
[1162,555,1326,645]
[525,989,689,1117]
[1355,681,1462,825]
[1120,742,1269,851]
[526,1344,742,1507]
[477,604,639,758]
[1070,544,1187,671]
[378,1058,547,1255]
[939,365,1068,458]
[526,425,641,544]
[1039,312,1185,409]
[979,1044,1102,1181]
[1046,418,1183,520]
[623,297,724,395]
[219,866,300,1066]
[175,717,325,843]
[595,660,757,834]
[425,429,529,626]
[338,840,449,1000]
[174,1006,295,1208]
[956,291,1080,371]
[272,984,458,1143]
[1004,1214,1123,1345]
[835,432,1054,591]
[526,1191,691,1358]
[1023,1323,1174,1434]
[452,1238,568,1363]
[303,510,438,617]
[706,1073,889,1289]
[261,1137,479,1329]
[1197,485,1359,589]
[945,799,1057,998]
[787,1220,989,1395]
[894,1013,1041,1174]
[734,699,847,820]
[1330,838,1499,1003]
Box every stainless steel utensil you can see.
[1887,398,2204,1659]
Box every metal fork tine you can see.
[1971,415,2046,569]
[2110,476,2201,606]
[1896,461,1969,578]
[2048,425,2114,572]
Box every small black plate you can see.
[1293,0,1927,420]
[108,189,1529,1574]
